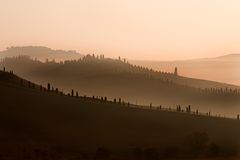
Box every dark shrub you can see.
[185,132,209,156]
[144,148,159,160]
[95,147,111,159]
[208,143,221,157]
[132,147,143,160]
[162,146,179,158]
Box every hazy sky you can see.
[1,0,240,60]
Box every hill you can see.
[0,46,82,62]
[1,55,240,116]
[215,54,240,61]
[130,54,240,86]
[0,70,240,159]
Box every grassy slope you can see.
[0,71,240,159]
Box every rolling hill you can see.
[0,70,240,159]
[130,54,240,86]
[1,55,240,116]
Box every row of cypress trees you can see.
[2,66,240,120]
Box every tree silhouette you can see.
[95,147,111,159]
[174,67,178,76]
[47,83,50,91]
[118,98,121,104]
[186,132,209,155]
[76,91,78,97]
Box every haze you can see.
[1,0,240,60]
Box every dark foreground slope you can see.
[0,71,240,159]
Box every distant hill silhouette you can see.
[0,70,240,159]
[215,53,240,61]
[0,46,83,62]
[1,55,240,116]
[130,54,240,86]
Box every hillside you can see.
[0,70,240,159]
[130,54,240,86]
[215,54,240,61]
[0,46,82,62]
[1,55,240,116]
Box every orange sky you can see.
[1,0,240,60]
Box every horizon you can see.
[2,0,240,60]
[1,45,240,62]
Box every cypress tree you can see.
[47,83,50,91]
[119,98,121,104]
[76,91,78,97]
[71,89,74,97]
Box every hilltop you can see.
[215,54,240,61]
[0,70,240,159]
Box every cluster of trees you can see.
[201,87,240,95]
